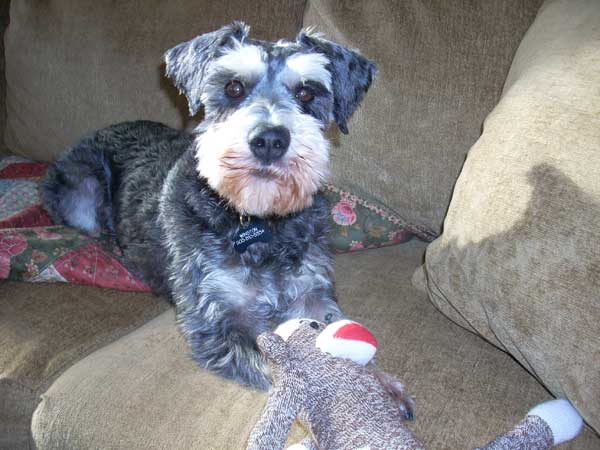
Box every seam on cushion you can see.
[27,304,172,450]
[421,258,487,339]
[0,377,37,450]
[479,302,548,389]
[30,391,72,450]
[300,0,309,29]
[423,248,552,391]
[33,301,172,396]
[422,255,552,393]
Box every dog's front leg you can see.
[172,271,273,390]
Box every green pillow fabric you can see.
[322,184,435,253]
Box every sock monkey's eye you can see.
[225,80,245,98]
[296,86,315,103]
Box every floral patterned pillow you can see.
[322,184,436,253]
[0,156,435,292]
[0,156,150,291]
[0,227,150,291]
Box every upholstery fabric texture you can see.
[3,0,304,161]
[0,281,169,450]
[303,0,543,234]
[0,0,9,153]
[423,0,600,434]
[29,242,599,450]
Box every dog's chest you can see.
[163,158,332,312]
[198,229,330,313]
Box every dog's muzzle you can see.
[248,125,290,165]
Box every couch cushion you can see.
[0,281,169,450]
[0,0,9,154]
[422,0,600,435]
[30,241,598,450]
[3,0,304,161]
[303,0,543,234]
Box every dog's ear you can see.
[164,22,250,115]
[296,30,377,134]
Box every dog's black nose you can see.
[249,126,290,164]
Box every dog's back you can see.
[42,120,192,291]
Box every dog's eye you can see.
[225,80,245,99]
[295,86,314,103]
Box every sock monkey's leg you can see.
[528,399,584,446]
[474,416,554,450]
[474,399,583,450]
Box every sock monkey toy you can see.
[246,319,583,450]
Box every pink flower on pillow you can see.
[349,240,365,251]
[332,201,357,226]
[388,229,412,244]
[0,232,28,279]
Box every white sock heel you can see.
[528,399,584,445]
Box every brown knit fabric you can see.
[475,416,553,450]
[247,322,424,450]
[248,323,567,450]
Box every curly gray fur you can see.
[42,22,378,389]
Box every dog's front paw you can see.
[372,367,416,421]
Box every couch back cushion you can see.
[3,0,304,161]
[303,0,542,233]
[423,0,600,433]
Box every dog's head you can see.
[165,22,377,217]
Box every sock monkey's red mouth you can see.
[333,322,378,348]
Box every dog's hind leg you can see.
[42,137,114,235]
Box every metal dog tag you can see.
[233,217,273,253]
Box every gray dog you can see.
[42,22,377,389]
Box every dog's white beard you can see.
[195,107,329,217]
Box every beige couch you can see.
[1,1,599,449]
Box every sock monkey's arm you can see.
[247,383,304,450]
